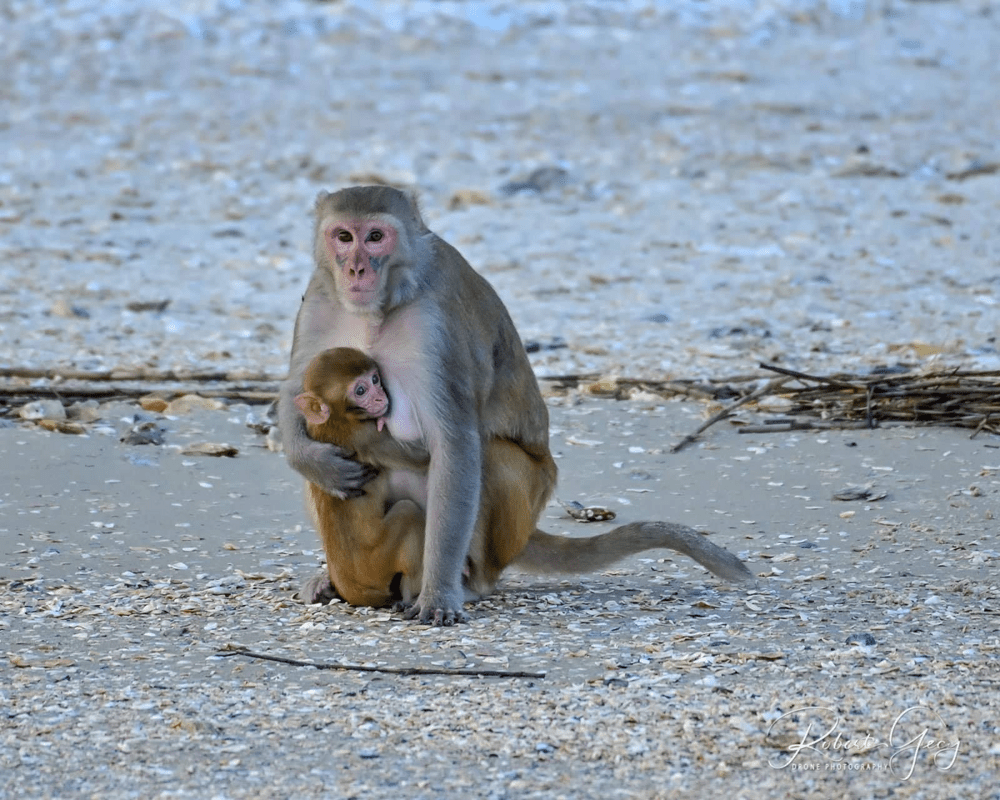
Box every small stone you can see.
[126,299,171,313]
[67,400,102,422]
[37,419,87,435]
[19,400,66,421]
[833,486,888,502]
[181,442,238,457]
[139,396,170,413]
[500,166,569,195]
[165,394,226,415]
[50,298,89,318]
[448,189,494,210]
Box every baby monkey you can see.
[294,347,431,608]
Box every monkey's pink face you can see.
[325,218,398,309]
[350,368,389,426]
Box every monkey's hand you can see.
[400,588,467,626]
[288,436,378,499]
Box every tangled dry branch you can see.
[748,363,1000,438]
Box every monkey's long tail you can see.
[513,523,754,583]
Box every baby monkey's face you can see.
[349,367,389,430]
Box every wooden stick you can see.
[971,414,992,439]
[216,648,545,679]
[670,376,791,453]
[0,366,284,383]
[757,362,862,390]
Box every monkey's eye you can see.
[371,373,380,385]
[336,231,353,243]
[367,230,383,242]
[354,384,366,397]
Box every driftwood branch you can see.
[216,648,545,680]
[0,366,282,406]
[737,420,910,433]
[0,366,284,383]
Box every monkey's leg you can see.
[465,439,558,598]
[298,482,347,604]
[318,497,422,608]
[382,499,426,604]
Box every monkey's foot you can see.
[398,592,467,626]
[299,573,340,605]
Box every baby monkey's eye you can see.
[355,385,366,397]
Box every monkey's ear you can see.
[294,393,330,426]
[401,188,427,230]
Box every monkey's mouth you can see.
[349,287,379,306]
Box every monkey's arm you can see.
[278,378,378,499]
[401,416,482,626]
[281,276,381,498]
[354,430,429,472]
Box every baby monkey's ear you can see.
[294,393,331,426]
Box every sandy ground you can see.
[2,1,1000,798]
[3,400,998,798]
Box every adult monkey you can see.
[280,186,752,625]
[280,185,555,625]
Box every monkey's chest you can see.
[335,303,431,444]
[383,387,424,443]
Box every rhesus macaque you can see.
[293,347,429,608]
[280,186,752,625]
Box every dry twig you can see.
[217,648,546,679]
[0,381,278,405]
[670,377,792,452]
